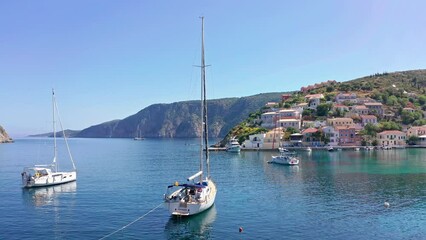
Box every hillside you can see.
[220,69,426,146]
[74,92,287,138]
[28,129,81,138]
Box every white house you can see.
[277,118,301,130]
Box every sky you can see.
[1,0,426,137]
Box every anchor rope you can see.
[99,202,163,240]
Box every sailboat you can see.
[134,124,144,140]
[164,17,217,216]
[21,89,77,188]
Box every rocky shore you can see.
[0,125,13,143]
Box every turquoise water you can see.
[0,138,425,239]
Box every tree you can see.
[407,135,419,145]
[317,103,331,116]
[379,121,402,131]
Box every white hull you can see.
[269,156,299,165]
[226,146,241,153]
[22,170,77,188]
[165,179,216,216]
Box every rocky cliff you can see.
[0,125,13,143]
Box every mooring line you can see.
[99,202,163,240]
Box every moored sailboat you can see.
[164,17,217,216]
[21,90,77,188]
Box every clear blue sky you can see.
[1,0,426,137]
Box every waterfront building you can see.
[335,126,358,146]
[301,128,322,147]
[377,130,406,147]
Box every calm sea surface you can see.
[0,138,425,239]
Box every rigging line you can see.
[98,202,163,240]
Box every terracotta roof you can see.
[360,115,377,119]
[302,128,318,134]
[378,130,405,135]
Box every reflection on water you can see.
[165,205,217,239]
[22,181,77,207]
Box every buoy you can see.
[384,201,390,208]
[239,227,243,233]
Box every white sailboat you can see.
[269,148,300,165]
[134,124,144,140]
[21,90,77,188]
[164,17,217,216]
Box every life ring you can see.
[35,172,41,178]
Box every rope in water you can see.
[99,202,164,240]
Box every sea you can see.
[0,138,425,239]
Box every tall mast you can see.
[52,89,58,172]
[200,16,210,179]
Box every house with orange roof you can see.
[301,128,321,147]
[335,125,359,146]
[326,118,354,127]
[364,102,384,115]
[352,105,369,115]
[406,126,426,137]
[377,130,406,147]
[360,115,378,126]
[335,92,357,104]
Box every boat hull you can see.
[226,146,241,153]
[269,156,299,165]
[22,171,77,188]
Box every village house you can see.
[406,126,426,137]
[360,115,378,126]
[335,125,358,146]
[418,135,426,146]
[326,118,354,127]
[322,126,338,146]
[352,105,369,116]
[265,102,278,108]
[278,109,301,119]
[377,130,406,147]
[277,119,301,130]
[301,128,322,147]
[333,103,350,113]
[241,133,265,149]
[292,103,308,112]
[262,128,284,149]
[260,112,276,128]
[364,102,384,116]
[335,92,357,104]
[261,109,302,129]
[289,133,303,147]
[305,94,324,110]
[402,107,416,113]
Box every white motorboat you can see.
[226,137,241,153]
[164,17,217,216]
[21,90,77,188]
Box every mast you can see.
[52,89,58,172]
[201,17,210,179]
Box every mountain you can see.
[0,125,13,143]
[28,129,81,138]
[74,92,287,138]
